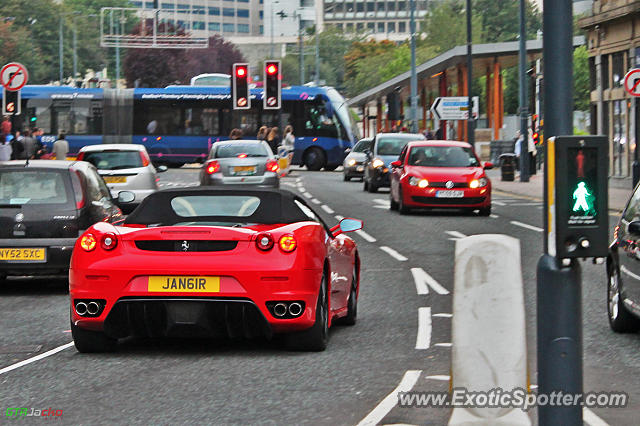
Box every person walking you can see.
[229,128,243,140]
[21,129,37,159]
[280,125,295,176]
[10,130,25,160]
[0,134,13,161]
[1,116,11,141]
[256,126,268,141]
[266,127,280,155]
[52,132,69,160]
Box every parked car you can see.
[389,141,493,215]
[200,140,280,188]
[363,133,426,193]
[343,137,372,181]
[0,160,124,280]
[77,144,166,213]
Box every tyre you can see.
[398,189,410,215]
[285,272,329,351]
[607,263,640,333]
[389,191,399,210]
[304,148,327,171]
[340,266,358,326]
[478,206,491,216]
[324,164,338,171]
[71,318,117,353]
[343,174,351,182]
[367,181,378,193]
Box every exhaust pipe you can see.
[75,302,88,316]
[288,302,303,317]
[273,303,288,317]
[86,301,100,315]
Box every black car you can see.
[363,133,426,193]
[0,160,124,279]
[607,185,640,332]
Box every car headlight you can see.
[409,177,428,187]
[469,177,488,188]
[372,158,385,168]
[347,159,357,166]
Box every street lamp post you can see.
[466,0,474,147]
[518,0,530,182]
[409,0,417,133]
[59,16,64,83]
[298,11,304,85]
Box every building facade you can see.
[580,0,640,177]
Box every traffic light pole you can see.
[409,0,417,133]
[466,0,474,148]
[538,0,582,425]
[633,96,640,187]
[518,0,529,182]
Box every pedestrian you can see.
[424,127,435,140]
[0,134,13,161]
[21,129,37,159]
[10,130,25,160]
[1,116,11,140]
[527,128,537,175]
[434,126,443,140]
[52,132,69,160]
[266,127,280,155]
[32,128,47,159]
[514,130,523,171]
[281,125,295,175]
[229,128,243,140]
[257,126,268,141]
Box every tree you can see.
[420,0,484,53]
[473,0,541,43]
[573,46,590,111]
[183,35,246,77]
[0,21,48,83]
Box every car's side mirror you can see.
[483,161,494,170]
[628,221,640,236]
[156,165,168,173]
[344,148,352,154]
[339,218,363,233]
[364,149,372,158]
[117,191,135,204]
[390,160,402,168]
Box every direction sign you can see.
[430,96,478,121]
[0,62,28,91]
[624,68,640,97]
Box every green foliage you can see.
[420,0,484,53]
[573,46,590,111]
[473,0,541,42]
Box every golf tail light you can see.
[266,160,279,173]
[206,160,220,175]
[279,235,297,252]
[101,233,118,250]
[80,234,97,252]
[372,158,384,168]
[256,233,274,251]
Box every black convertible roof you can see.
[124,187,312,226]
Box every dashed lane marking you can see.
[425,375,450,381]
[380,246,408,261]
[321,205,335,214]
[510,220,543,233]
[445,231,467,239]
[311,198,321,204]
[355,230,377,243]
[416,307,432,350]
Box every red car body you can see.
[69,188,361,352]
[389,141,492,214]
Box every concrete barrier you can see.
[448,234,530,426]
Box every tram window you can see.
[303,103,338,138]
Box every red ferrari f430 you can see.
[69,188,362,352]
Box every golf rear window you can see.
[0,171,69,205]
[215,144,269,158]
[170,195,261,217]
[82,151,142,170]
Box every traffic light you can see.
[550,135,608,259]
[263,60,281,110]
[232,63,250,110]
[531,114,539,144]
[2,88,20,116]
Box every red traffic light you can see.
[6,102,14,113]
[266,64,278,75]
[236,67,247,78]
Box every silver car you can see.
[343,137,372,181]
[200,140,279,187]
[78,144,166,211]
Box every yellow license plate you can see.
[104,176,127,183]
[0,248,46,261]
[234,165,255,172]
[148,276,220,293]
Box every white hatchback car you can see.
[77,144,166,211]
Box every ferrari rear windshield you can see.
[171,195,261,217]
[215,144,269,158]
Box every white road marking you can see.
[416,307,432,349]
[299,187,307,192]
[490,214,499,219]
[434,342,452,348]
[373,199,389,205]
[584,408,610,426]
[380,246,408,261]
[508,202,543,206]
[373,205,388,209]
[356,370,422,426]
[425,375,450,381]
[445,230,467,239]
[303,192,313,198]
[321,205,335,214]
[432,313,453,318]
[334,215,345,221]
[282,182,297,187]
[411,268,450,295]
[0,342,74,376]
[311,198,321,205]
[356,230,377,243]
[296,178,301,182]
[510,220,543,233]
[493,201,507,206]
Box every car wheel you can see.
[285,272,329,351]
[367,181,378,193]
[324,164,338,171]
[304,148,326,171]
[71,318,117,353]
[340,266,358,326]
[478,206,491,216]
[398,189,410,215]
[344,174,351,182]
[607,263,640,333]
[389,190,399,210]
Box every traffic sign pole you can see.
[624,69,640,186]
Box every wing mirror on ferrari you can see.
[117,191,136,204]
[339,218,363,233]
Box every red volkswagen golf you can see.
[389,141,493,215]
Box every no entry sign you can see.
[624,68,640,97]
[0,62,28,91]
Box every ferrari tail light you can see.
[101,233,118,250]
[71,169,85,209]
[266,160,279,173]
[256,232,274,251]
[279,235,297,252]
[206,160,220,175]
[76,152,85,161]
[80,234,97,252]
[139,150,151,167]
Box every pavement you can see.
[486,168,633,214]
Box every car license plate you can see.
[233,166,256,176]
[0,248,46,262]
[435,190,464,198]
[103,176,127,184]
[148,276,220,293]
